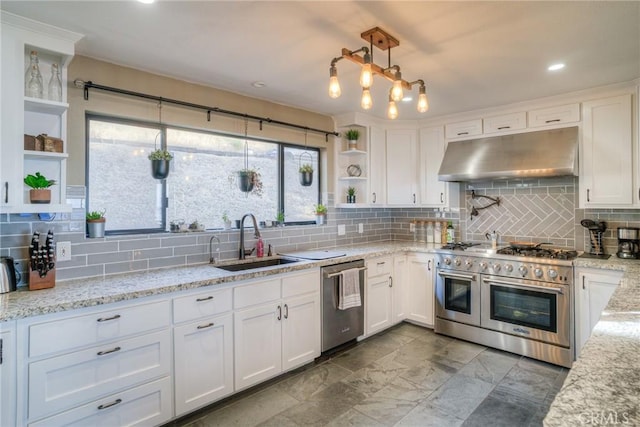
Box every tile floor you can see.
[170,323,568,427]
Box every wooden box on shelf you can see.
[29,268,55,291]
[24,134,43,151]
[36,134,64,153]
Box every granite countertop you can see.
[544,257,640,426]
[0,241,437,322]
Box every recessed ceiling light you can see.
[402,96,413,102]
[548,63,565,71]
[252,81,266,88]
[138,0,155,4]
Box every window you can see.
[87,115,320,234]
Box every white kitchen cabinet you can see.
[365,256,409,336]
[528,103,580,128]
[174,313,233,416]
[483,111,527,134]
[1,323,16,427]
[445,119,483,140]
[234,269,320,391]
[574,268,624,358]
[366,273,393,335]
[0,12,81,213]
[580,94,633,207]
[392,255,408,323]
[419,126,448,206]
[335,125,369,207]
[369,126,387,205]
[406,254,435,327]
[386,129,418,205]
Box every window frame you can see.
[86,113,321,235]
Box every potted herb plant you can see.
[86,210,106,238]
[237,169,263,196]
[299,163,314,186]
[275,211,285,227]
[347,186,357,203]
[345,128,360,150]
[222,211,232,230]
[314,204,327,225]
[24,172,56,204]
[148,149,173,179]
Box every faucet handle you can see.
[243,247,255,257]
[267,244,273,257]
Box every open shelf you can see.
[339,149,367,156]
[24,97,69,115]
[24,151,68,160]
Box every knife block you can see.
[29,267,56,290]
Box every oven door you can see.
[480,276,570,347]
[435,269,480,326]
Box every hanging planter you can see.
[148,149,173,179]
[298,152,314,187]
[237,169,256,193]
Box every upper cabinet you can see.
[386,129,418,205]
[483,111,527,134]
[580,94,634,207]
[528,103,580,128]
[444,119,482,140]
[419,126,449,206]
[0,12,82,213]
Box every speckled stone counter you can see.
[544,257,640,426]
[0,241,437,322]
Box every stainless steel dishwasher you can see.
[321,260,366,352]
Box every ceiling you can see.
[2,1,639,121]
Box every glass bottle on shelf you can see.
[416,221,426,243]
[24,50,43,98]
[426,221,434,243]
[48,63,62,102]
[434,222,442,244]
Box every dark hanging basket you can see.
[238,171,255,193]
[151,159,171,180]
[299,171,313,186]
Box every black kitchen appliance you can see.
[616,227,640,259]
[581,219,607,256]
[0,256,20,293]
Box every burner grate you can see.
[496,247,578,260]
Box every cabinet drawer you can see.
[234,278,281,309]
[173,287,232,323]
[445,119,483,139]
[282,269,320,298]
[483,112,527,134]
[366,257,393,278]
[28,376,173,427]
[28,329,171,421]
[28,300,170,358]
[528,103,580,127]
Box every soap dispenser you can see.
[256,237,265,258]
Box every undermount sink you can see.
[214,257,301,272]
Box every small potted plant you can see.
[237,169,263,196]
[275,211,285,227]
[222,211,232,230]
[346,186,357,203]
[148,149,173,179]
[314,204,327,225]
[299,163,314,187]
[86,209,106,238]
[24,172,56,204]
[345,128,360,150]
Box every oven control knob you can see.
[518,265,528,276]
[548,269,558,279]
[492,263,501,272]
[465,259,474,269]
[504,264,513,272]
[479,262,488,271]
[534,268,544,278]
[454,258,462,267]
[444,257,452,265]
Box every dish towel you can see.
[338,268,361,310]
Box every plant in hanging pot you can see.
[299,163,314,186]
[24,172,56,204]
[314,204,327,225]
[236,169,263,196]
[148,149,173,179]
[86,210,106,238]
[346,186,357,203]
[345,128,360,150]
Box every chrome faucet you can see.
[209,235,221,264]
[239,213,261,260]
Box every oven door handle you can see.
[485,278,565,295]
[438,271,477,282]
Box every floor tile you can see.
[324,408,384,427]
[461,395,535,427]
[341,352,409,396]
[277,361,353,401]
[396,401,465,427]
[434,340,487,365]
[330,340,397,372]
[426,374,495,419]
[494,364,557,405]
[400,359,454,391]
[457,348,520,385]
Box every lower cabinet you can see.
[1,323,16,427]
[406,254,435,327]
[365,256,394,335]
[574,267,624,358]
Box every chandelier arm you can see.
[341,49,412,90]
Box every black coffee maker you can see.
[581,219,607,256]
[617,227,640,259]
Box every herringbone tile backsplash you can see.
[463,177,577,248]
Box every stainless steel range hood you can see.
[438,126,578,181]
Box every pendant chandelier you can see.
[328,27,429,119]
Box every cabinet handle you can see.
[97,314,121,322]
[582,276,585,290]
[277,305,282,321]
[284,304,289,319]
[440,193,444,203]
[3,182,7,204]
[97,346,121,356]
[457,132,469,136]
[497,126,511,130]
[196,296,214,302]
[587,189,590,202]
[197,322,215,329]
[545,119,561,123]
[98,399,122,410]
[413,193,416,204]
[428,260,431,271]
[0,338,3,364]
[377,261,386,266]
[373,192,376,203]
[389,276,393,287]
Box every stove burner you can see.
[497,247,578,260]
[441,242,480,251]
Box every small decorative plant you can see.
[276,211,285,225]
[222,211,232,229]
[299,163,314,186]
[24,172,56,204]
[346,186,357,203]
[314,204,328,215]
[148,149,173,179]
[299,164,314,173]
[148,149,173,161]
[86,209,106,238]
[86,210,106,221]
[345,129,360,141]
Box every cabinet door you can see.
[528,103,580,127]
[575,269,623,357]
[366,275,393,335]
[234,303,282,390]
[174,314,234,416]
[282,293,320,371]
[581,94,633,207]
[419,126,447,206]
[369,126,386,205]
[483,112,527,134]
[386,130,417,205]
[406,255,435,327]
[0,327,16,427]
[392,256,408,323]
[445,119,483,139]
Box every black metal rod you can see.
[79,80,339,139]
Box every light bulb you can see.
[391,80,403,102]
[387,99,398,120]
[361,88,372,110]
[329,66,341,98]
[360,64,373,89]
[417,86,429,113]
